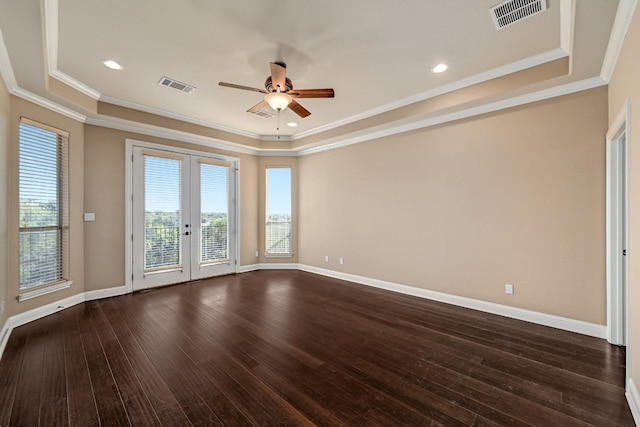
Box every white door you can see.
[132,147,236,290]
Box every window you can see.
[18,118,70,295]
[265,167,292,257]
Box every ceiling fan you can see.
[219,61,335,118]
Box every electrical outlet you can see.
[505,284,514,295]
[339,258,344,265]
[1,300,5,315]
[255,251,259,257]
[325,255,329,262]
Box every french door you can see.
[131,145,237,290]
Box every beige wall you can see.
[7,97,85,316]
[0,77,9,328]
[299,87,608,324]
[257,157,299,263]
[608,1,640,395]
[83,126,260,291]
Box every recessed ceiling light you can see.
[432,63,448,73]
[287,122,298,128]
[102,60,123,70]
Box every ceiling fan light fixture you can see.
[265,92,292,111]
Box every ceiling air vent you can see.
[490,0,547,30]
[158,76,195,94]
[249,110,274,119]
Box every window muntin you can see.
[265,167,292,256]
[18,119,69,291]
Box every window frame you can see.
[265,166,293,258]
[17,118,72,301]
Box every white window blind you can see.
[200,162,229,264]
[18,119,69,291]
[143,154,183,271]
[266,167,292,256]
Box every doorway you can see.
[606,100,631,384]
[126,140,238,291]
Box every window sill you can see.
[18,280,73,302]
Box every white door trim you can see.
[606,98,631,381]
[125,139,240,293]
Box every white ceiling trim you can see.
[292,47,568,141]
[43,0,57,73]
[43,0,100,100]
[99,94,267,140]
[296,77,607,157]
[0,25,17,91]
[90,76,606,158]
[560,0,575,72]
[85,114,263,156]
[49,69,101,99]
[12,87,87,122]
[600,0,638,82]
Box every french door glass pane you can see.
[200,163,229,264]
[144,156,182,270]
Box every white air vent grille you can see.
[250,110,274,119]
[490,0,547,30]
[158,76,195,94]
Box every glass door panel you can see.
[132,146,236,290]
[191,157,235,279]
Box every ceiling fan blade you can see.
[247,100,268,113]
[270,62,287,92]
[289,100,311,118]
[219,82,267,94]
[288,88,335,98]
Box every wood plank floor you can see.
[0,270,634,426]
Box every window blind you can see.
[144,154,183,271]
[18,119,69,291]
[199,162,229,264]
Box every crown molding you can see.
[50,69,101,100]
[86,114,262,156]
[0,26,17,91]
[297,77,607,156]
[12,87,87,122]
[560,0,575,73]
[601,0,638,82]
[43,0,58,73]
[99,94,265,140]
[292,47,568,141]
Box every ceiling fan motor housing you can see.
[265,76,293,92]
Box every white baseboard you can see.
[84,285,129,301]
[238,264,260,273]
[10,293,85,330]
[298,264,607,339]
[0,266,609,364]
[239,263,299,273]
[0,285,127,362]
[627,378,640,425]
[0,318,10,362]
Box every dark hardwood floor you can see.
[0,270,634,426]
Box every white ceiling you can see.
[0,0,624,141]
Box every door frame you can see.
[606,99,631,382]
[124,139,240,293]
